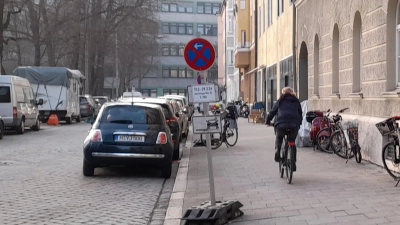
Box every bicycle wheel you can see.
[279,140,286,178]
[286,145,294,184]
[200,133,223,150]
[382,142,400,180]
[330,131,354,159]
[354,144,362,163]
[226,127,238,147]
[316,127,333,153]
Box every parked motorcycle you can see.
[306,109,327,147]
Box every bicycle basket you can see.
[375,118,398,136]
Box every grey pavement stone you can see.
[178,118,400,224]
[0,123,178,225]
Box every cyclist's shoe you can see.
[293,162,297,171]
[274,150,280,162]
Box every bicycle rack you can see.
[182,200,243,225]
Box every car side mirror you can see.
[37,99,44,105]
[175,112,180,117]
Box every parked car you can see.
[121,92,142,98]
[169,100,189,139]
[93,96,110,106]
[159,95,193,121]
[0,75,43,134]
[119,97,183,160]
[82,102,174,178]
[79,95,100,118]
[0,116,4,139]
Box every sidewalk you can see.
[165,118,400,225]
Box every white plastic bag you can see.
[296,100,313,147]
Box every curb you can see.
[163,132,192,225]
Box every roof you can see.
[102,101,163,110]
[13,66,86,87]
[119,97,169,104]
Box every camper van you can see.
[13,67,85,124]
[0,75,43,134]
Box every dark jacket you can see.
[266,94,302,127]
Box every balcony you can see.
[234,48,250,68]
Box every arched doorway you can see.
[299,42,309,101]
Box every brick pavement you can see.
[0,122,180,225]
[170,118,400,225]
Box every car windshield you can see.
[99,105,162,125]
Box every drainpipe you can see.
[224,4,228,106]
[292,2,297,93]
[254,0,258,103]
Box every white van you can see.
[0,75,43,134]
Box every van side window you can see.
[0,86,11,103]
[22,87,33,104]
[15,86,25,103]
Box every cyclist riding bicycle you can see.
[265,87,302,171]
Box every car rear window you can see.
[80,97,88,104]
[160,104,173,119]
[99,105,163,125]
[96,98,108,104]
[0,86,11,103]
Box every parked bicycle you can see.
[268,123,296,184]
[375,116,400,185]
[315,108,349,153]
[201,110,238,150]
[329,108,362,163]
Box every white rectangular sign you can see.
[187,84,219,103]
[192,115,222,134]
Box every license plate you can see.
[115,135,145,142]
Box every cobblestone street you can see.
[0,123,179,225]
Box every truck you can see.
[13,66,86,124]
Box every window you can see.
[197,24,218,36]
[314,35,320,95]
[258,6,261,38]
[100,105,163,125]
[197,3,221,14]
[162,23,193,35]
[268,0,272,26]
[0,86,11,103]
[279,56,294,90]
[263,0,266,32]
[162,2,193,13]
[162,67,194,78]
[161,44,186,56]
[240,0,246,9]
[241,30,246,47]
[230,51,234,65]
[353,11,362,93]
[277,0,284,17]
[141,89,158,97]
[178,2,193,13]
[164,89,187,96]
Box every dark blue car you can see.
[82,102,174,178]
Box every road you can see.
[0,122,179,225]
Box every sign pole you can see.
[202,70,216,206]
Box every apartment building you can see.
[218,0,240,102]
[136,1,220,97]
[258,0,296,110]
[295,0,400,166]
[234,0,257,104]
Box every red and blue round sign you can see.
[184,38,216,71]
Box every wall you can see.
[296,0,399,166]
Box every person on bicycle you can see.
[265,87,302,170]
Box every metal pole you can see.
[202,70,216,206]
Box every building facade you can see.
[258,0,296,110]
[219,0,240,103]
[234,0,257,104]
[295,0,400,166]
[130,1,220,97]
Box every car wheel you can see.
[76,115,81,123]
[65,117,72,124]
[172,143,180,160]
[32,118,40,131]
[0,121,4,139]
[16,119,25,134]
[161,162,172,179]
[83,160,95,176]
